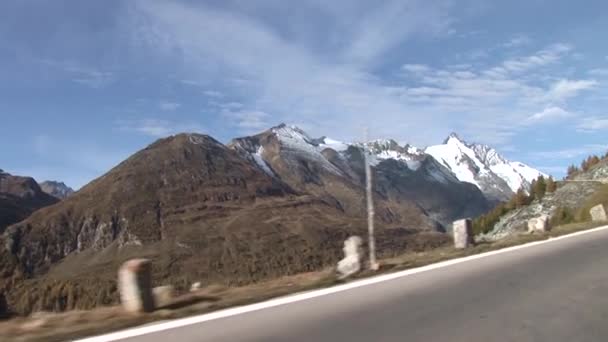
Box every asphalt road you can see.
[119,228,608,342]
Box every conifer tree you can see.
[546,176,557,193]
[535,175,547,199]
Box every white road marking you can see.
[74,224,608,342]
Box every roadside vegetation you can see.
[474,149,608,235]
[472,175,556,235]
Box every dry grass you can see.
[1,220,605,342]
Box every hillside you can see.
[0,170,59,233]
[481,159,608,240]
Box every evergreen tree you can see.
[567,164,579,178]
[534,175,547,199]
[529,179,537,200]
[514,187,529,207]
[546,176,557,193]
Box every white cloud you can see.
[499,43,571,73]
[38,58,115,88]
[546,79,597,102]
[221,108,271,131]
[503,35,532,48]
[526,106,574,123]
[116,118,204,137]
[577,117,608,132]
[401,64,431,74]
[589,68,608,76]
[203,90,223,98]
[127,1,598,147]
[530,144,607,159]
[159,101,181,111]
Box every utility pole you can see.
[364,128,379,271]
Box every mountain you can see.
[40,181,74,199]
[425,133,545,202]
[229,124,491,228]
[0,169,59,233]
[0,133,449,316]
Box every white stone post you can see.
[527,215,551,233]
[337,236,364,279]
[590,204,607,222]
[453,218,473,249]
[118,259,155,313]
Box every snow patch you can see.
[252,146,275,177]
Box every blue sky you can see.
[1,0,607,189]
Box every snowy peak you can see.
[470,143,508,167]
[425,134,545,200]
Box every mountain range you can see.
[0,124,543,316]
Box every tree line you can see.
[567,152,608,178]
[472,175,556,235]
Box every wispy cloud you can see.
[589,68,608,76]
[545,79,597,102]
[203,90,223,98]
[115,118,204,137]
[159,101,181,111]
[38,59,115,88]
[529,144,607,159]
[221,108,271,132]
[525,106,574,124]
[502,35,532,48]
[127,1,600,148]
[577,117,608,132]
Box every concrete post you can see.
[590,204,607,222]
[337,236,363,279]
[527,215,551,233]
[453,218,473,249]
[118,259,155,313]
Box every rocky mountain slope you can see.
[0,169,59,233]
[482,159,608,240]
[40,181,74,199]
[426,133,545,202]
[0,133,449,316]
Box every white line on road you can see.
[74,224,608,342]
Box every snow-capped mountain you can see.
[425,133,545,201]
[229,124,492,227]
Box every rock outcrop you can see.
[39,181,74,200]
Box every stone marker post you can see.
[590,204,607,222]
[527,215,551,233]
[118,259,155,313]
[337,236,363,279]
[453,218,473,249]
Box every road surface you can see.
[105,227,608,342]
